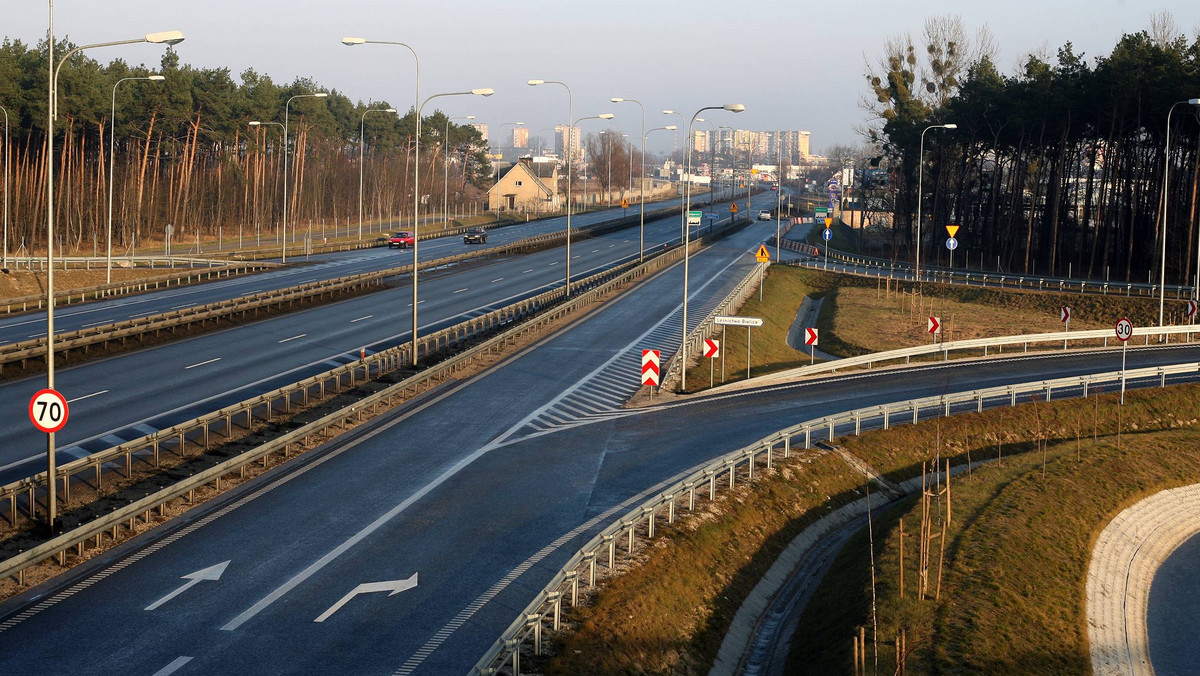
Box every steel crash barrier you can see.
[0,217,732,586]
[0,208,680,375]
[781,239,1197,300]
[471,361,1200,675]
[0,261,278,316]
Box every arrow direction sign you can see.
[703,339,720,359]
[1060,306,1072,323]
[928,316,941,334]
[314,573,418,623]
[145,561,231,611]
[805,328,819,346]
[1187,299,1198,319]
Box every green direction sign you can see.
[687,210,702,225]
[814,207,828,216]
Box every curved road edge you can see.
[1086,483,1200,676]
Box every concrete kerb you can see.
[1087,483,1200,676]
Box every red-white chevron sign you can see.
[641,349,661,387]
[805,328,819,346]
[703,339,720,359]
[928,316,941,334]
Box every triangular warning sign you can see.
[755,244,770,262]
[945,224,960,238]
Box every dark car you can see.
[388,231,415,249]
[463,227,488,244]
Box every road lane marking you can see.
[67,390,108,403]
[169,303,192,310]
[548,261,558,265]
[130,310,158,317]
[350,315,374,323]
[572,255,581,259]
[81,320,112,328]
[490,278,504,283]
[185,358,221,370]
[453,288,468,294]
[151,657,193,676]
[522,269,533,273]
[278,334,307,343]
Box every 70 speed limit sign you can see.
[29,388,69,433]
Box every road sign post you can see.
[1187,300,1197,341]
[946,224,960,269]
[1115,317,1133,404]
[805,327,818,365]
[755,244,771,301]
[687,210,702,226]
[641,350,660,395]
[704,339,720,387]
[715,316,762,380]
[1060,306,1072,348]
[928,316,941,344]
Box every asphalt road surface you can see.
[2,206,1197,674]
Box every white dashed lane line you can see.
[67,390,108,403]
[522,269,533,274]
[350,315,373,323]
[185,358,221,370]
[278,334,307,343]
[453,288,468,294]
[490,278,504,283]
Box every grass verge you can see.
[788,384,1200,675]
[683,265,1176,392]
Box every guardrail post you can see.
[604,534,616,568]
[707,470,716,500]
[828,420,835,442]
[665,493,676,523]
[1083,381,1089,398]
[623,520,636,553]
[784,435,791,458]
[764,442,773,469]
[912,404,919,425]
[506,638,521,674]
[547,591,562,631]
[882,408,890,430]
[727,460,736,489]
[1045,385,1053,401]
[1161,369,1167,387]
[1011,388,1017,407]
[583,552,596,586]
[944,398,951,416]
[804,427,811,449]
[564,570,579,607]
[746,451,755,480]
[977,393,983,413]
[855,412,861,435]
[643,506,655,538]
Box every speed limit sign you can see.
[1114,317,1133,342]
[29,388,69,433]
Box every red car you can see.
[388,231,415,249]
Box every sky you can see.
[7,1,1199,155]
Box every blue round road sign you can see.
[822,228,832,241]
[946,237,958,250]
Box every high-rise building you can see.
[555,125,582,163]
[471,123,489,143]
[512,127,529,149]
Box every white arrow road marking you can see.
[313,573,418,623]
[145,560,231,610]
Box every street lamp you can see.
[1160,99,1200,326]
[529,79,579,291]
[681,104,745,393]
[43,17,184,531]
[107,74,164,284]
[718,125,733,201]
[915,123,956,282]
[341,37,421,230]
[359,107,398,241]
[643,124,677,260]
[444,114,475,227]
[410,88,493,365]
[1,104,8,272]
[280,93,328,262]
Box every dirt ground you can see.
[0,267,186,301]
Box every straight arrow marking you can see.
[145,560,231,611]
[314,573,418,623]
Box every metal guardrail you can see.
[0,228,714,585]
[719,324,1200,392]
[471,361,1200,675]
[0,261,279,316]
[660,261,766,392]
[781,238,1197,301]
[0,207,679,375]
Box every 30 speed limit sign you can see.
[29,388,69,433]
[1114,317,1133,342]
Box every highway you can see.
[2,207,1198,673]
[0,198,686,345]
[0,194,769,486]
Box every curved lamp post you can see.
[107,74,164,283]
[359,107,398,240]
[642,124,677,259]
[1,104,8,272]
[410,88,493,365]
[681,104,745,393]
[529,79,580,291]
[43,17,184,530]
[1159,98,1200,326]
[915,123,956,282]
[281,92,328,262]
